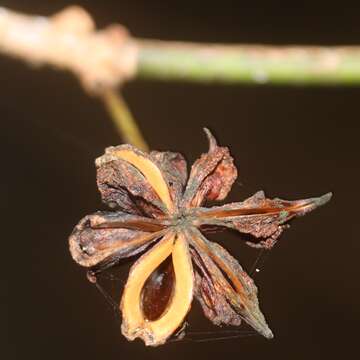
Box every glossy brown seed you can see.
[141,256,175,321]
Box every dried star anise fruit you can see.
[69,129,331,346]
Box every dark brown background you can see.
[2,1,359,359]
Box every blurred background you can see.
[2,1,359,359]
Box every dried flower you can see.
[69,129,331,346]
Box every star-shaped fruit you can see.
[69,129,331,346]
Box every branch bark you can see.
[0,6,138,93]
[1,6,360,90]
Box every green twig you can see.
[137,40,360,85]
[102,91,149,151]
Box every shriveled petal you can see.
[121,230,194,346]
[150,151,188,209]
[195,191,332,249]
[96,144,175,216]
[69,211,166,268]
[188,227,273,338]
[182,129,237,208]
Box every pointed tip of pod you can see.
[203,127,218,151]
[240,303,274,340]
[263,326,274,339]
[251,316,274,340]
[315,192,333,207]
[292,191,332,217]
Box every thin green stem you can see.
[137,40,360,85]
[102,90,149,152]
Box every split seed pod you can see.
[69,129,331,346]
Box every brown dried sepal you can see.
[196,191,332,249]
[96,144,176,216]
[182,128,237,208]
[188,227,273,338]
[69,211,166,268]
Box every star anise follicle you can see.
[69,128,331,346]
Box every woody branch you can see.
[1,5,360,91]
